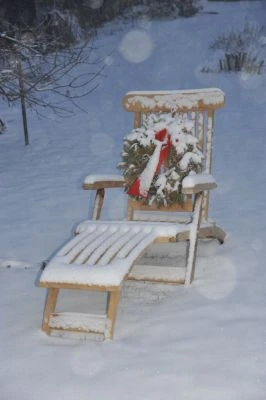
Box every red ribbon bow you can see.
[128,128,172,198]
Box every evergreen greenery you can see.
[118,113,203,207]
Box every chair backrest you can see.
[122,89,225,222]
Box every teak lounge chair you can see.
[38,89,225,340]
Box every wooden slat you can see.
[74,228,118,265]
[57,227,96,257]
[116,230,149,258]
[202,109,214,221]
[128,264,185,283]
[121,233,158,268]
[49,326,104,337]
[123,89,225,113]
[83,180,125,190]
[38,281,121,291]
[132,213,190,223]
[191,111,197,137]
[98,229,140,265]
[198,111,205,150]
[205,109,214,174]
[127,198,193,214]
[49,312,106,334]
[61,230,100,261]
[86,229,129,265]
[65,228,108,263]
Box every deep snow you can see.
[1,1,266,399]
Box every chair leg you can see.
[198,224,226,244]
[42,288,59,335]
[105,290,121,340]
[185,192,203,286]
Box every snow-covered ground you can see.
[1,2,266,399]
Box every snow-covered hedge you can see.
[84,0,204,26]
[176,0,204,17]
[204,22,266,74]
[126,0,204,19]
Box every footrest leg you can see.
[42,288,59,335]
[105,290,121,340]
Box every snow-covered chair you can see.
[38,89,225,340]
[84,89,226,242]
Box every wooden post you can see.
[92,188,105,220]
[127,202,134,221]
[185,192,203,286]
[134,112,142,128]
[105,290,121,340]
[202,109,214,221]
[17,60,29,146]
[198,111,205,150]
[42,288,59,334]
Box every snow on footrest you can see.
[49,312,106,333]
[40,221,187,287]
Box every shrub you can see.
[75,0,204,29]
[208,22,266,74]
[177,0,204,17]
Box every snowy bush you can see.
[206,22,266,74]
[124,0,204,19]
[146,0,204,19]
[83,0,204,26]
[177,0,204,17]
[39,9,84,51]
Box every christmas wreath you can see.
[118,113,204,207]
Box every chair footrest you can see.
[49,312,107,334]
[39,221,186,287]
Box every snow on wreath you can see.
[118,113,204,207]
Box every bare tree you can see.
[0,24,105,145]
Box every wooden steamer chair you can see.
[38,89,225,340]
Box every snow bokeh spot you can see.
[260,35,266,45]
[89,133,114,157]
[137,15,152,30]
[215,179,233,195]
[239,72,262,89]
[251,238,263,252]
[88,0,103,9]
[107,192,126,220]
[119,30,154,63]
[195,256,237,300]
[71,346,105,377]
[104,55,114,66]
[102,99,114,112]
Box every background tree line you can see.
[0,0,203,145]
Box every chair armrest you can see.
[83,174,125,190]
[181,173,217,195]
